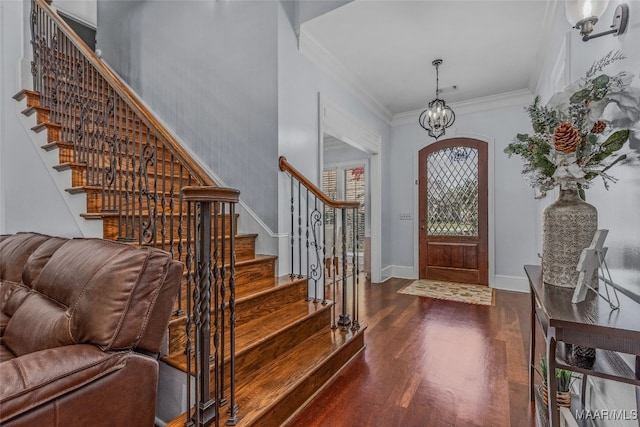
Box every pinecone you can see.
[591,121,606,134]
[553,123,581,153]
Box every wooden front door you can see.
[418,138,488,285]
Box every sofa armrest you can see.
[0,345,130,423]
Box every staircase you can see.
[16,1,366,426]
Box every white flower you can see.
[550,152,587,189]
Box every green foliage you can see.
[539,356,573,392]
[504,50,634,195]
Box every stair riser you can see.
[234,280,307,325]
[32,122,61,143]
[234,258,278,298]
[229,309,332,392]
[32,95,171,146]
[167,306,331,393]
[168,259,279,355]
[100,213,239,242]
[246,331,365,427]
[80,188,181,214]
[23,105,50,124]
[50,143,182,175]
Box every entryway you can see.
[322,137,368,278]
[418,138,488,285]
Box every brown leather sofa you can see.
[0,232,183,426]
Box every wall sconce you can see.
[565,1,629,41]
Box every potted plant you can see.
[539,356,573,408]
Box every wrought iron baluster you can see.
[175,166,185,316]
[309,194,323,303]
[297,181,302,279]
[160,140,167,249]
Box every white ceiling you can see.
[301,0,556,119]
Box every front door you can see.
[418,138,488,285]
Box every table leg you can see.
[547,331,559,427]
[636,356,639,427]
[530,290,536,402]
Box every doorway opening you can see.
[322,136,368,277]
[318,95,381,282]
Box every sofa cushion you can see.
[2,238,181,356]
[0,233,53,284]
[1,234,66,336]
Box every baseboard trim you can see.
[492,274,529,293]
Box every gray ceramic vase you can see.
[542,188,597,288]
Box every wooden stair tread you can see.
[163,300,331,370]
[234,325,366,425]
[168,275,308,329]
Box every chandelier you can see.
[419,59,455,140]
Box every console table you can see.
[526,265,640,427]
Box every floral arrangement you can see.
[505,50,640,198]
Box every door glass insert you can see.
[426,146,478,236]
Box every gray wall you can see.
[1,0,82,237]
[534,2,640,279]
[96,0,280,231]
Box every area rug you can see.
[398,279,494,306]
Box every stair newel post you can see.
[184,198,195,427]
[212,201,221,427]
[305,189,310,301]
[337,208,351,331]
[218,202,227,407]
[321,201,327,305]
[331,206,337,329]
[227,200,239,426]
[290,175,295,279]
[351,206,360,331]
[196,198,215,426]
[183,187,240,427]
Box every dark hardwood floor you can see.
[286,276,536,427]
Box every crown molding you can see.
[391,89,534,127]
[299,29,393,124]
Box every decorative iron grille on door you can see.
[426,147,479,237]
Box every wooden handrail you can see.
[278,156,359,209]
[35,0,215,186]
[182,186,240,203]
